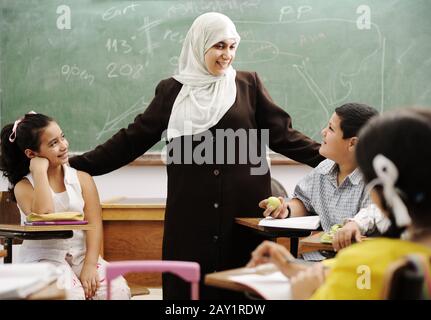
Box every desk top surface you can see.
[299,232,334,251]
[101,197,166,208]
[0,223,95,232]
[235,218,313,237]
[205,266,258,294]
[299,232,368,252]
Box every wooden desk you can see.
[205,265,295,300]
[299,232,368,253]
[0,224,94,263]
[235,218,314,258]
[0,224,94,232]
[101,197,165,287]
[299,231,334,252]
[102,200,314,286]
[205,266,257,294]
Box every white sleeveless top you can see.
[17,165,87,265]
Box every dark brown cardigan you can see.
[69,71,324,299]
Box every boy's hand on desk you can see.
[259,197,289,219]
[332,221,362,251]
[80,262,100,299]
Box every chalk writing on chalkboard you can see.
[1,0,430,152]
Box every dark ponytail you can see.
[0,113,53,193]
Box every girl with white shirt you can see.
[0,112,130,300]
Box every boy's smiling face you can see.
[319,112,354,163]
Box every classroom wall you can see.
[0,163,311,264]
[0,164,311,202]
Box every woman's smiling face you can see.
[204,39,237,76]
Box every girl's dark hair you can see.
[335,103,379,138]
[0,113,53,191]
[356,108,431,238]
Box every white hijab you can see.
[167,12,240,140]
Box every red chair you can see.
[105,260,200,300]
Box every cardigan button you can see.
[213,235,219,242]
[214,203,219,209]
[213,169,220,176]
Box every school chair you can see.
[1,191,22,262]
[0,191,17,262]
[0,191,20,225]
[271,178,288,198]
[105,260,201,300]
[382,254,431,299]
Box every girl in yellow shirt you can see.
[248,108,431,299]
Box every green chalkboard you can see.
[1,0,431,152]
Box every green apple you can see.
[320,232,333,244]
[330,224,342,233]
[321,224,343,243]
[267,196,281,210]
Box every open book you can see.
[228,263,291,300]
[0,263,61,299]
[258,215,320,230]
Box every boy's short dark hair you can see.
[335,103,379,138]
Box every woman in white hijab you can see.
[70,12,323,300]
[167,12,239,140]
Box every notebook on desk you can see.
[258,215,320,230]
[227,263,292,300]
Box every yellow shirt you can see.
[311,238,431,299]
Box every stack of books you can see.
[24,212,88,226]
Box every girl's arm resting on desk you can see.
[30,170,55,214]
[14,179,36,215]
[77,170,103,299]
[14,164,55,214]
[29,157,55,213]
